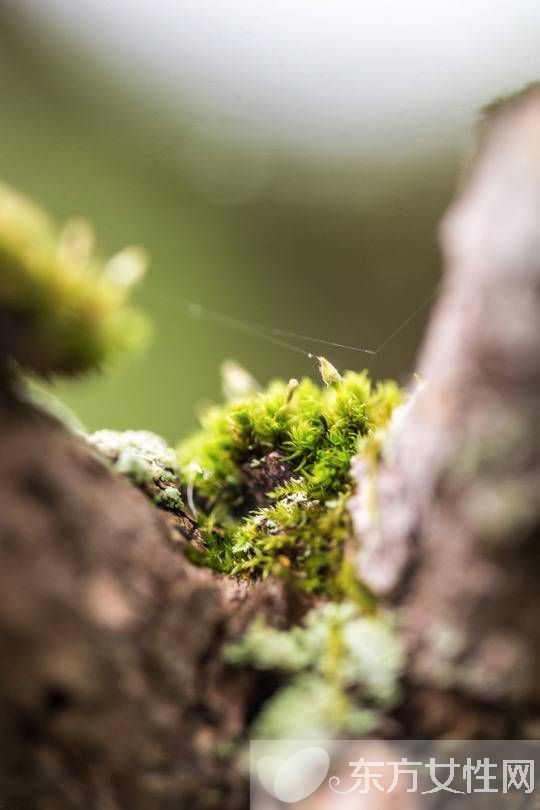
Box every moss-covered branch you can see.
[178,366,401,596]
[1,86,540,808]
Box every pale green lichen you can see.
[88,429,184,511]
[225,601,405,738]
[0,181,149,375]
[154,485,184,511]
[178,366,402,597]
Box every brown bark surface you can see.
[0,396,312,808]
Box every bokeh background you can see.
[1,1,539,442]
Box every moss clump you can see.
[88,429,184,513]
[178,365,401,596]
[225,601,405,738]
[0,181,149,375]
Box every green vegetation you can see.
[178,364,401,597]
[85,365,405,739]
[0,178,408,742]
[0,182,149,376]
[225,600,405,738]
[88,429,184,513]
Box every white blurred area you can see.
[12,0,540,163]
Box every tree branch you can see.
[351,85,540,733]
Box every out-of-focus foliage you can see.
[0,10,448,441]
[225,601,404,738]
[0,181,148,375]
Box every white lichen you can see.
[88,429,181,497]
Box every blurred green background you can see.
[1,3,538,442]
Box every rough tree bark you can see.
[351,85,540,738]
[0,390,312,809]
[1,87,540,808]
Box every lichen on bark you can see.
[225,600,405,738]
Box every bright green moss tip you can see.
[178,364,402,597]
[0,181,150,375]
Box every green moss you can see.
[178,365,401,597]
[225,601,405,738]
[0,181,149,375]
